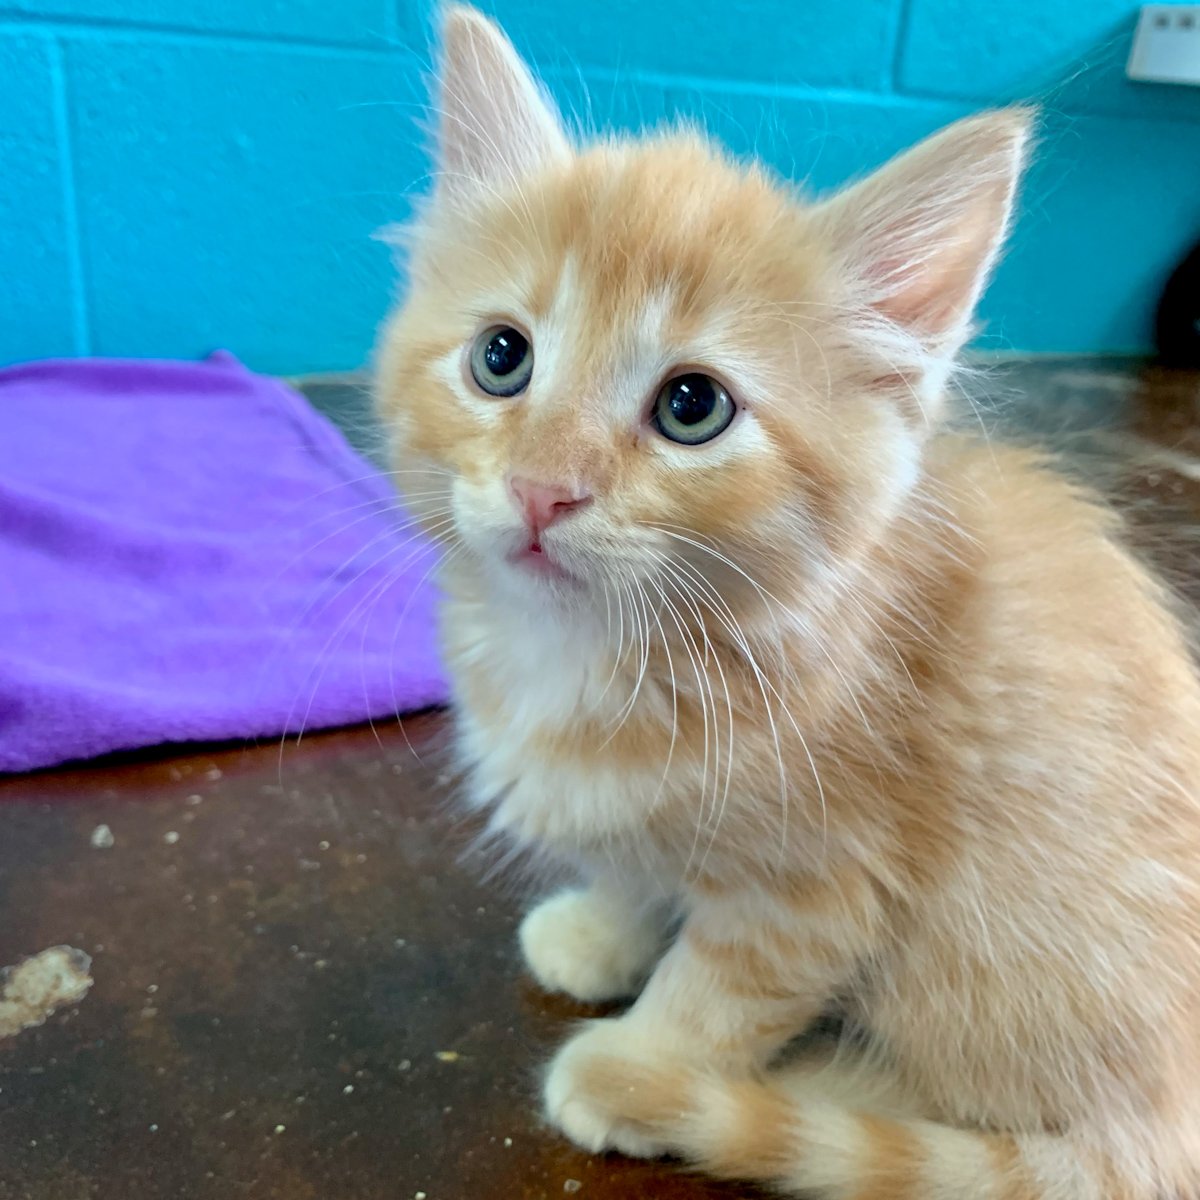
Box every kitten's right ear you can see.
[433,5,569,204]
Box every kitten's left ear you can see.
[818,109,1032,356]
[433,5,569,204]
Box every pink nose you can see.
[509,476,592,539]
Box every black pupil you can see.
[484,329,527,377]
[667,374,717,425]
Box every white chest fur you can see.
[444,593,680,857]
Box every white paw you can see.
[543,1020,670,1158]
[518,888,662,1003]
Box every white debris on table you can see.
[0,946,93,1038]
[90,824,114,849]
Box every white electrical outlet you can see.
[1127,5,1200,85]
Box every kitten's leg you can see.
[543,870,881,1156]
[519,878,674,1004]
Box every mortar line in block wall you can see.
[567,64,1200,130]
[47,35,90,357]
[888,0,913,93]
[0,12,408,58]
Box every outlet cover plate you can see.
[1127,5,1200,85]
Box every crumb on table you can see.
[0,946,93,1039]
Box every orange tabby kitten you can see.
[376,8,1200,1197]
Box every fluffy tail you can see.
[578,1050,1136,1200]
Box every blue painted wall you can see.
[1,1,1198,372]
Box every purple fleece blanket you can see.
[0,352,447,774]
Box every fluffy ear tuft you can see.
[818,109,1033,355]
[433,5,569,204]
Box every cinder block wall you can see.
[2,0,1197,372]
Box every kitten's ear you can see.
[433,5,568,204]
[818,109,1032,354]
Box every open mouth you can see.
[509,540,578,583]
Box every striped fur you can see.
[570,1050,1093,1200]
[374,9,1200,1199]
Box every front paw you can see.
[544,1019,679,1158]
[519,888,661,1003]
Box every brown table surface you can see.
[2,360,1199,1200]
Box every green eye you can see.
[469,325,533,397]
[652,373,735,445]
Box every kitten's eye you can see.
[469,325,533,397]
[652,373,735,445]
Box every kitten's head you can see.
[376,6,1029,620]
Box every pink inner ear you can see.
[876,244,989,336]
[872,190,1015,337]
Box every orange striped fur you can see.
[374,8,1200,1198]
